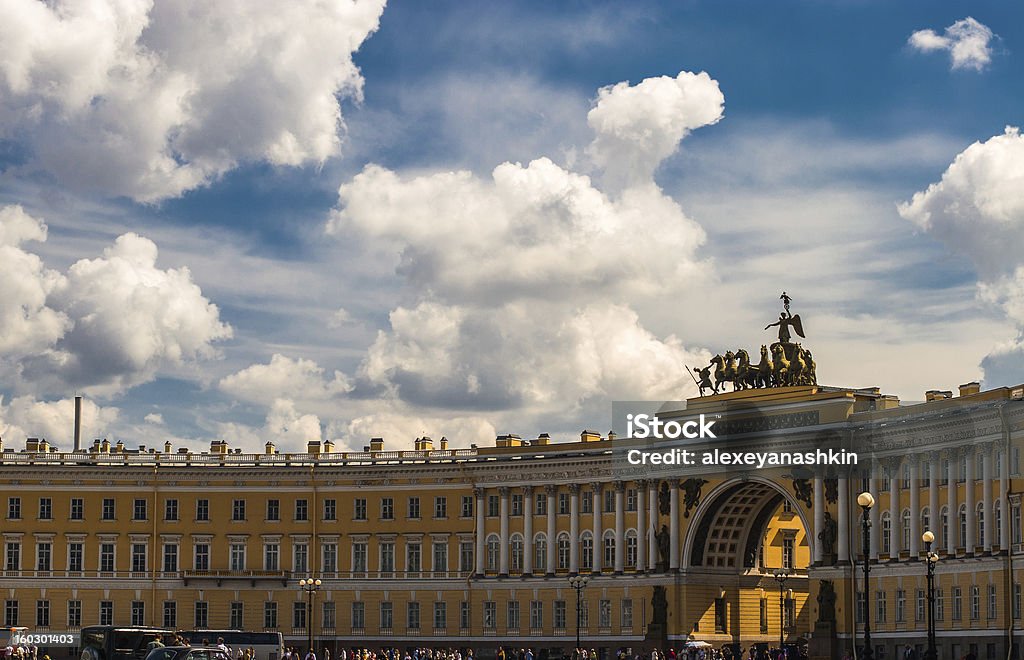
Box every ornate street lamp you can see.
[568,575,589,653]
[857,491,875,660]
[922,531,939,660]
[298,577,321,656]
[772,568,791,649]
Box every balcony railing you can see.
[0,448,481,467]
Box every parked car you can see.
[144,647,232,660]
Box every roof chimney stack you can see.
[959,381,981,397]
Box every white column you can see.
[928,452,940,546]
[669,479,680,571]
[614,482,625,573]
[546,486,556,575]
[837,476,850,563]
[648,482,658,570]
[499,487,510,575]
[569,484,580,574]
[869,473,880,560]
[889,459,900,557]
[636,481,647,573]
[909,459,920,558]
[475,487,485,575]
[983,447,993,553]
[591,485,602,574]
[966,450,976,554]
[523,486,534,574]
[947,452,958,555]
[813,476,825,565]
[1000,447,1010,551]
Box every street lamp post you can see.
[922,531,939,660]
[858,491,875,660]
[298,577,321,657]
[568,575,589,653]
[772,568,790,650]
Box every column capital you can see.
[498,487,510,497]
[545,484,558,495]
[569,484,582,494]
[522,485,534,496]
[636,478,649,489]
[473,487,485,499]
[592,483,603,495]
[669,477,682,488]
[905,454,920,467]
[615,481,626,492]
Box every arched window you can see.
[533,533,547,572]
[510,534,524,573]
[580,531,594,571]
[625,530,638,568]
[603,530,616,568]
[959,505,968,548]
[881,512,892,556]
[977,502,985,547]
[557,533,571,570]
[901,509,911,552]
[486,534,500,572]
[940,506,949,549]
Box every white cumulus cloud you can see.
[908,17,996,71]
[0,395,119,448]
[219,354,352,407]
[216,398,327,454]
[0,0,386,202]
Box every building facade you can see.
[1,381,1023,660]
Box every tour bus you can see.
[178,632,283,660]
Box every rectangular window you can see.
[102,498,115,520]
[407,542,421,572]
[622,599,633,628]
[131,601,144,626]
[434,496,447,519]
[36,542,51,571]
[380,602,393,630]
[896,589,906,623]
[715,598,727,633]
[354,498,367,520]
[461,496,473,518]
[554,600,567,629]
[351,602,365,630]
[70,498,84,521]
[38,498,52,520]
[989,584,997,620]
[1015,584,1022,620]
[131,543,146,573]
[36,600,49,627]
[953,586,963,621]
[604,489,615,513]
[133,498,147,521]
[487,495,500,517]
[67,600,82,627]
[381,498,394,520]
[380,542,395,574]
[194,543,210,571]
[352,542,367,573]
[267,499,280,521]
[876,591,887,623]
[294,543,308,573]
[264,602,278,629]
[100,543,115,572]
[264,543,279,571]
[937,588,944,621]
[295,499,308,521]
[626,489,637,511]
[164,499,178,521]
[322,601,336,629]
[530,601,543,630]
[322,543,337,573]
[7,497,20,520]
[916,590,926,622]
[461,602,471,630]
[511,494,524,516]
[5,542,19,571]
[4,600,17,627]
[459,542,474,573]
[783,538,794,569]
[972,585,981,620]
[230,602,243,630]
[409,497,421,519]
[163,544,178,572]
[761,598,769,633]
[483,601,496,630]
[292,602,306,629]
[163,601,176,628]
[407,601,420,630]
[232,499,245,521]
[434,602,447,630]
[507,600,520,630]
[432,542,447,572]
[599,599,611,628]
[99,601,112,626]
[323,499,337,521]
[558,493,569,515]
[581,491,593,514]
[196,499,209,521]
[230,543,245,571]
[536,493,547,516]
[194,601,208,628]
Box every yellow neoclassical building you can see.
[1,380,1024,660]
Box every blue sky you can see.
[0,0,1022,453]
